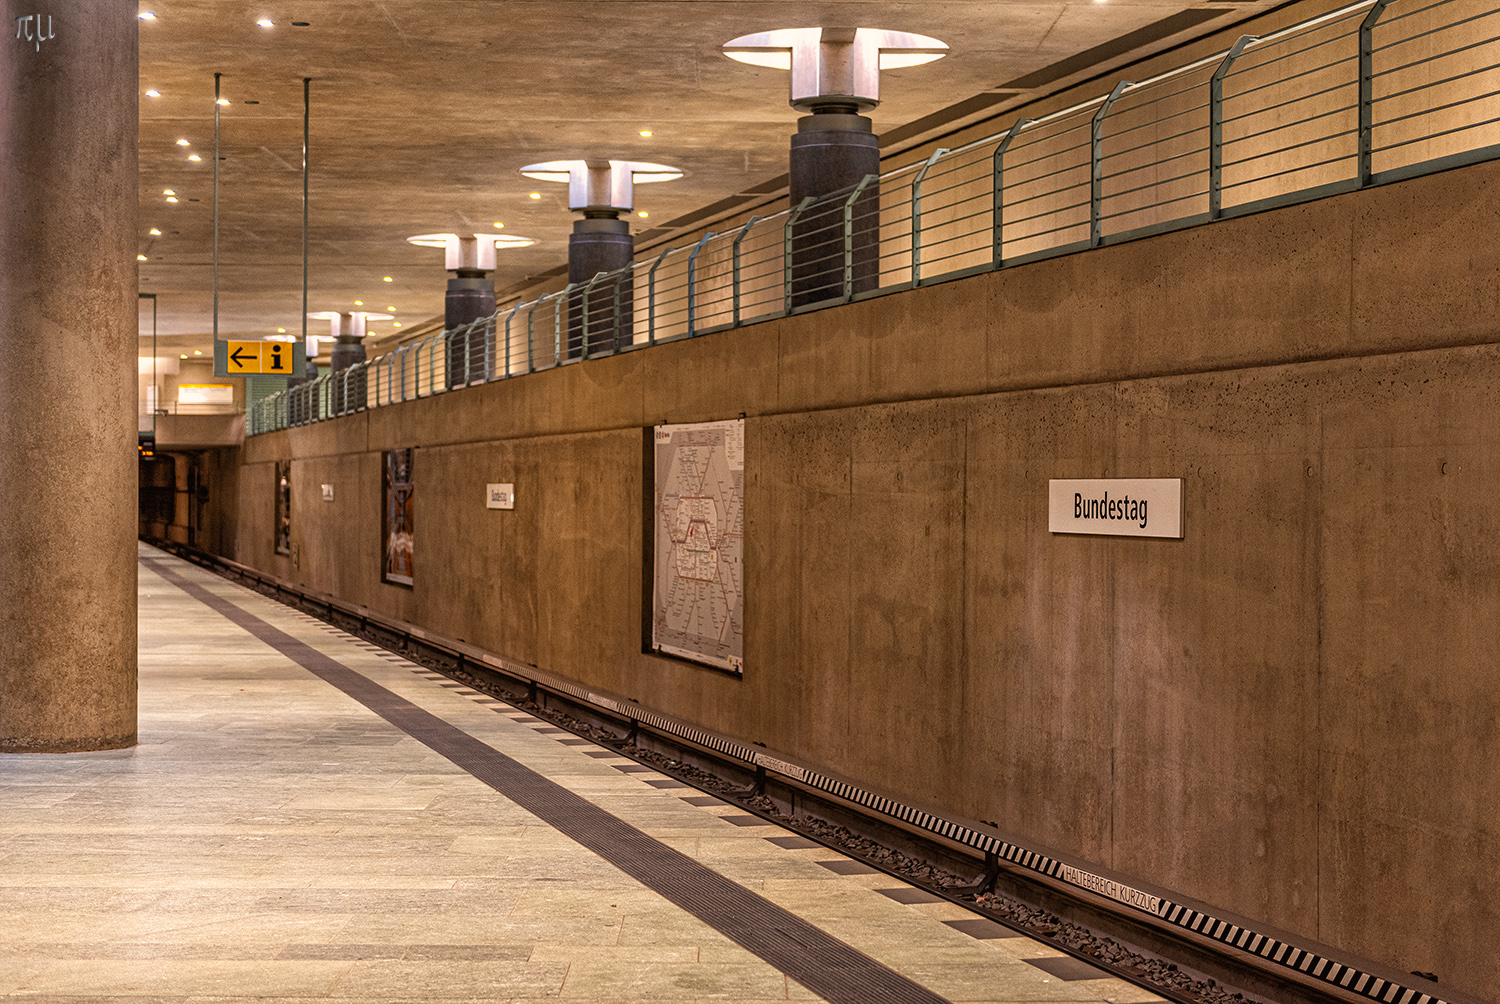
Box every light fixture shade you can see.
[723,27,948,111]
[518,160,684,213]
[407,232,536,271]
[307,310,392,338]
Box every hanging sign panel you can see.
[1048,478,1183,538]
[652,419,745,673]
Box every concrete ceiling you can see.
[137,0,1276,353]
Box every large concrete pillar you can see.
[0,1,139,752]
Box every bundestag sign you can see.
[1048,479,1183,539]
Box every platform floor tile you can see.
[0,544,1166,1004]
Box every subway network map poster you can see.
[652,420,744,673]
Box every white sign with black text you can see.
[486,483,515,510]
[1048,479,1183,538]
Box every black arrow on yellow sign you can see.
[229,345,254,368]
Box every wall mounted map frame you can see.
[651,420,744,674]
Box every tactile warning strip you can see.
[142,556,953,1004]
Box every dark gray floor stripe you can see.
[141,555,952,1004]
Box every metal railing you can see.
[250,0,1500,435]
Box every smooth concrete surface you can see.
[0,0,138,752]
[0,544,1164,1003]
[232,160,1500,999]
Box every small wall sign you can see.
[321,484,334,502]
[1049,478,1183,538]
[486,483,514,510]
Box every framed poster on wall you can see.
[274,459,291,556]
[650,419,744,673]
[383,447,415,586]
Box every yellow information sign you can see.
[260,340,295,374]
[224,341,263,374]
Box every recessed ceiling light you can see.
[145,89,161,97]
[163,189,174,195]
[136,254,148,261]
[188,154,201,162]
[256,18,274,27]
[276,327,286,332]
[386,306,395,312]
[639,130,653,138]
[493,222,505,229]
[216,98,231,106]
[194,349,202,355]
[149,228,161,235]
[393,322,402,327]
[176,139,190,147]
[637,211,649,218]
[139,11,156,20]
[179,353,187,359]
[354,300,363,306]
[528,192,542,200]
[382,276,393,282]
[166,197,179,203]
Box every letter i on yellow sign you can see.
[261,341,295,373]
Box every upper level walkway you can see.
[0,544,1157,1003]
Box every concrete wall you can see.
[237,158,1500,999]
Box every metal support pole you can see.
[685,232,717,336]
[1360,0,1395,187]
[782,197,815,315]
[842,175,877,301]
[646,248,672,344]
[1210,37,1256,220]
[731,216,763,326]
[1091,81,1132,248]
[992,118,1034,269]
[302,78,310,362]
[526,302,537,372]
[910,148,948,286]
[212,72,221,347]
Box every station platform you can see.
[0,544,1165,1003]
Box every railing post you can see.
[503,301,523,377]
[842,175,877,302]
[1360,0,1395,187]
[992,118,1035,269]
[782,197,815,315]
[526,301,538,372]
[646,247,672,344]
[1091,81,1132,248]
[1210,37,1256,220]
[910,148,948,286]
[685,232,717,336]
[731,216,763,326]
[612,268,627,347]
[554,286,572,363]
[582,272,604,358]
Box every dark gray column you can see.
[445,272,495,387]
[567,218,633,358]
[330,333,366,414]
[0,0,138,751]
[788,112,879,308]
